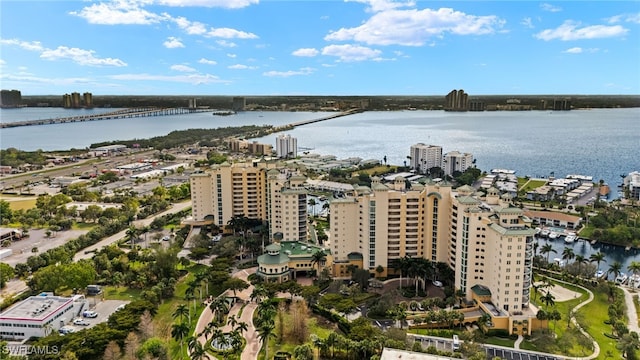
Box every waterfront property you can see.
[0,293,87,340]
[190,161,308,242]
[330,180,539,334]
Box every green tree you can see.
[172,303,190,323]
[0,262,15,288]
[590,251,607,271]
[224,277,249,298]
[170,322,190,356]
[540,244,557,265]
[608,261,623,281]
[257,322,276,360]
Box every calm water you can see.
[2,108,639,191]
[1,106,639,265]
[535,236,640,278]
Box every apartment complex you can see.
[190,161,308,242]
[276,134,297,159]
[443,151,474,176]
[409,144,442,174]
[330,179,536,315]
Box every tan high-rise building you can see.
[443,151,474,176]
[190,162,308,241]
[329,180,535,314]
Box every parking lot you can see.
[68,298,130,332]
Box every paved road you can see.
[74,200,191,262]
[192,267,259,360]
[0,201,191,304]
[621,286,640,334]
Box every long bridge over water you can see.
[0,107,212,129]
[0,107,364,130]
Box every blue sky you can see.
[1,0,639,95]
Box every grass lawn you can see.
[354,165,398,176]
[1,196,37,211]
[103,286,142,300]
[576,287,622,359]
[520,179,547,192]
[72,222,96,230]
[484,336,515,347]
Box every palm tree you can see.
[310,250,327,278]
[308,198,317,216]
[392,255,413,289]
[628,261,640,287]
[608,261,623,281]
[173,303,190,323]
[257,322,276,360]
[171,322,190,355]
[540,243,557,264]
[235,321,248,336]
[189,340,210,360]
[250,284,268,303]
[590,251,606,271]
[199,321,214,341]
[561,247,575,265]
[540,290,556,309]
[325,332,339,358]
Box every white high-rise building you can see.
[443,151,474,176]
[409,143,442,174]
[276,134,297,159]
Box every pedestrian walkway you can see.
[621,286,640,334]
[514,335,524,350]
[191,267,259,360]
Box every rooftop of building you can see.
[0,293,81,322]
[380,348,456,360]
[280,241,330,256]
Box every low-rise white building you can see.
[0,294,87,340]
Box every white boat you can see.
[535,227,541,235]
[616,273,628,284]
[540,229,550,237]
[629,274,640,287]
[553,258,566,267]
[564,233,577,244]
[595,270,604,278]
[549,232,558,240]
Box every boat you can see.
[540,229,550,238]
[629,274,640,287]
[553,258,566,267]
[548,232,558,240]
[595,270,604,279]
[535,227,541,235]
[616,273,628,284]
[564,233,577,244]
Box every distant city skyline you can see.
[1,0,639,96]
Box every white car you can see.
[73,318,90,326]
[432,280,443,287]
[82,310,98,318]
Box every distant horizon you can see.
[1,1,639,95]
[14,93,640,98]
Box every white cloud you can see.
[172,16,207,35]
[263,67,315,77]
[540,3,562,12]
[227,53,237,58]
[69,1,166,25]
[325,8,505,46]
[0,59,5,66]
[563,47,583,54]
[346,0,416,13]
[563,47,599,54]
[110,72,229,85]
[40,46,127,67]
[216,40,237,47]
[535,20,628,41]
[198,58,217,65]
[321,44,382,62]
[156,0,258,9]
[607,13,640,24]
[521,17,534,29]
[228,64,257,70]
[292,48,319,57]
[206,28,258,39]
[0,73,94,85]
[170,64,196,72]
[0,38,45,51]
[163,37,185,48]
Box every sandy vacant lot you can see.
[535,282,580,302]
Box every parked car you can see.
[432,280,443,287]
[73,318,90,326]
[82,310,98,318]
